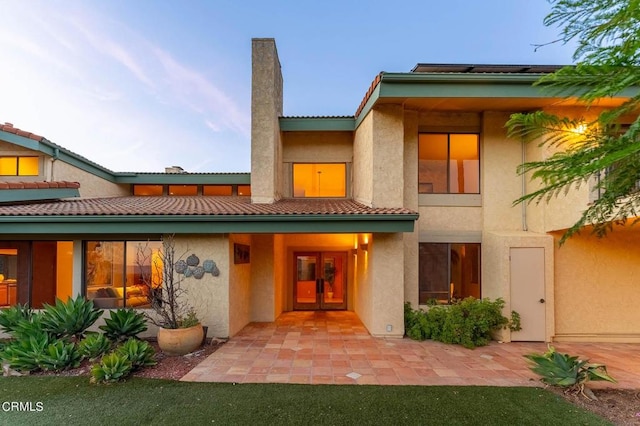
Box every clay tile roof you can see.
[0,196,416,217]
[0,181,80,191]
[355,73,382,118]
[0,122,44,141]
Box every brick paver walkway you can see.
[181,311,640,388]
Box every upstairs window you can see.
[293,163,346,198]
[0,156,39,176]
[419,134,479,194]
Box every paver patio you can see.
[181,311,640,387]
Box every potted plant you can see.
[324,263,336,300]
[137,235,204,356]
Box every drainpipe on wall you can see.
[521,140,528,232]
[50,148,59,181]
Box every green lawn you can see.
[0,377,608,425]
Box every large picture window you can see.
[418,134,479,194]
[418,243,480,305]
[84,241,162,309]
[293,163,346,198]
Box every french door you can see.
[293,251,347,310]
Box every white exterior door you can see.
[510,247,546,341]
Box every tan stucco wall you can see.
[403,111,419,306]
[282,131,353,162]
[353,111,374,206]
[371,105,404,208]
[418,111,481,132]
[482,231,555,342]
[251,38,283,203]
[228,234,252,336]
[553,228,640,342]
[250,234,276,321]
[173,235,230,338]
[54,161,129,197]
[482,112,523,231]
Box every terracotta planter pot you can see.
[157,324,204,356]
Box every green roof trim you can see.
[0,213,417,234]
[0,188,80,203]
[0,129,251,185]
[113,174,251,184]
[279,117,355,132]
[354,71,640,129]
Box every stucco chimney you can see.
[165,166,186,174]
[251,38,283,203]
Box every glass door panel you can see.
[321,253,346,309]
[293,251,347,311]
[295,254,319,309]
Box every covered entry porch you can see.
[236,231,408,338]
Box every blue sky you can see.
[0,0,576,173]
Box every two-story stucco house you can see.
[1,38,638,343]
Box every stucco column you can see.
[250,234,275,321]
[251,38,283,203]
[403,110,419,306]
[372,105,404,208]
[368,233,405,337]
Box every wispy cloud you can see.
[151,47,250,137]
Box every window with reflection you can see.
[293,163,346,198]
[419,243,480,305]
[0,249,18,307]
[85,241,162,309]
[418,134,479,194]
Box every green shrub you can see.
[90,352,132,384]
[525,345,616,398]
[99,309,148,342]
[404,298,517,349]
[404,303,431,341]
[115,338,156,371]
[79,333,112,360]
[0,333,50,372]
[41,295,103,340]
[425,306,448,342]
[0,304,34,335]
[39,340,82,372]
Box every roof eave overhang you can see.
[0,188,80,203]
[0,130,117,182]
[0,213,419,234]
[354,72,640,129]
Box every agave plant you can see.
[99,309,148,342]
[115,338,156,371]
[525,345,616,399]
[41,295,103,340]
[78,333,112,361]
[39,340,82,372]
[0,304,34,336]
[90,352,132,384]
[0,333,50,372]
